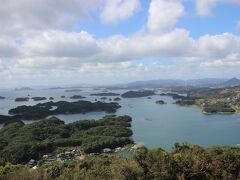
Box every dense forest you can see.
[0,143,239,179]
[121,90,155,98]
[8,100,121,120]
[0,115,133,165]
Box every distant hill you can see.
[113,78,229,89]
[14,87,33,91]
[219,78,240,87]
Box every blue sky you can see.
[0,0,240,87]
[76,0,240,38]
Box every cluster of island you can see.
[1,86,240,126]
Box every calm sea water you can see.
[0,88,240,151]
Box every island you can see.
[0,96,5,100]
[0,115,133,165]
[32,97,47,101]
[0,115,19,124]
[70,95,86,99]
[49,97,54,100]
[113,97,121,101]
[155,100,166,105]
[168,85,240,114]
[90,93,120,96]
[202,102,236,113]
[121,90,155,98]
[160,93,186,99]
[8,100,121,120]
[15,97,29,102]
[61,96,65,98]
[65,89,82,92]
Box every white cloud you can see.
[100,0,140,24]
[196,0,240,16]
[22,31,100,58]
[196,33,240,57]
[147,0,185,33]
[0,0,101,37]
[196,0,219,16]
[0,0,240,87]
[0,39,20,58]
[19,28,193,64]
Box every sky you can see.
[0,0,240,88]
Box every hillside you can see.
[172,86,240,113]
[0,115,133,165]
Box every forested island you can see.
[167,86,240,114]
[121,90,155,98]
[0,115,133,166]
[113,97,121,101]
[69,95,86,99]
[155,100,166,105]
[90,93,120,96]
[32,97,47,101]
[65,89,82,92]
[15,97,29,102]
[0,96,5,100]
[0,115,19,124]
[8,100,121,120]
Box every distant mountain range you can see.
[110,78,240,89]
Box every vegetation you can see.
[0,115,133,165]
[155,100,166,105]
[32,97,47,101]
[65,89,82,92]
[121,90,155,98]
[1,143,239,179]
[203,102,236,113]
[69,95,86,99]
[160,93,186,99]
[90,93,120,96]
[169,86,240,113]
[113,97,121,101]
[15,97,29,102]
[0,96,5,100]
[0,115,19,124]
[8,100,121,120]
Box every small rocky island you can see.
[100,97,107,100]
[65,89,82,92]
[113,97,121,101]
[90,92,120,96]
[32,97,47,101]
[15,97,30,102]
[70,95,86,99]
[0,96,5,99]
[8,100,121,120]
[121,90,155,98]
[155,100,166,105]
